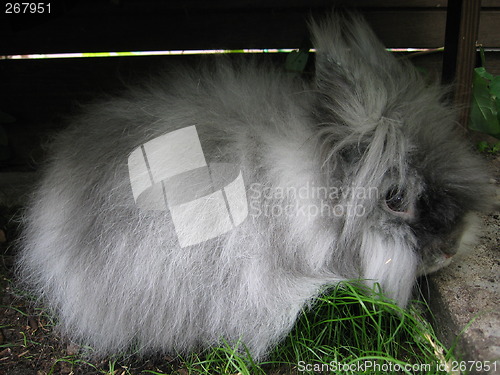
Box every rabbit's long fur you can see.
[17,13,492,359]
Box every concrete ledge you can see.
[429,209,500,375]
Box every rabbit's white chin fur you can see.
[16,12,492,360]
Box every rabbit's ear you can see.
[310,11,414,188]
[310,12,397,89]
[309,12,408,130]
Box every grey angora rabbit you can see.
[17,12,492,359]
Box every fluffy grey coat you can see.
[17,12,492,359]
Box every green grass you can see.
[267,282,454,374]
[1,278,458,375]
[138,282,456,374]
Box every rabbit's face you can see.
[312,12,492,293]
[382,184,477,276]
[377,148,486,277]
[321,108,491,307]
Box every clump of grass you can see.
[268,283,453,374]
[173,282,456,375]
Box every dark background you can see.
[1,0,499,170]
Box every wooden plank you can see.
[92,0,451,9]
[484,52,500,75]
[1,9,450,55]
[478,11,500,47]
[365,11,446,48]
[143,0,498,7]
[482,0,500,7]
[2,2,499,55]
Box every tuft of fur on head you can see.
[16,11,493,361]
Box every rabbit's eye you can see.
[385,188,407,213]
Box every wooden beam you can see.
[442,0,482,130]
